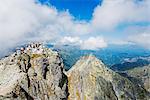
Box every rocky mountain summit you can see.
[0,43,68,100]
[67,55,150,100]
[0,43,149,100]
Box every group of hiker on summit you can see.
[13,43,48,79]
[15,42,44,55]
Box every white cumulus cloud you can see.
[58,36,107,50]
[0,0,90,56]
[58,36,82,45]
[81,37,107,50]
[91,0,150,31]
[129,32,150,48]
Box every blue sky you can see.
[39,0,102,20]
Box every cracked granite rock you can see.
[0,43,68,100]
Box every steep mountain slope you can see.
[126,65,150,92]
[0,43,68,100]
[66,55,150,100]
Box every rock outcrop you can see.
[67,55,150,100]
[0,43,68,100]
[126,65,150,92]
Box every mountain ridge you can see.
[66,54,150,100]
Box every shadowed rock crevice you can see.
[18,87,34,100]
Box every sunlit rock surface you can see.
[66,55,150,100]
[0,43,68,100]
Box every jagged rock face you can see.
[67,55,150,100]
[0,43,68,100]
[126,66,150,92]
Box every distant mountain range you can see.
[1,43,150,71]
[47,44,150,71]
[111,57,150,71]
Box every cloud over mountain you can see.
[58,36,107,50]
[129,32,150,48]
[0,0,150,56]
[0,0,90,55]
